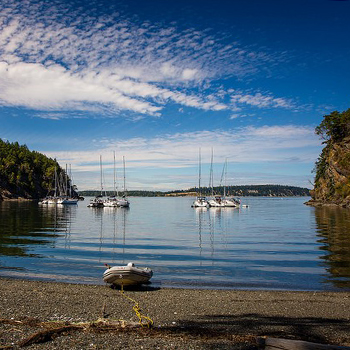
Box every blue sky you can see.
[1,0,349,191]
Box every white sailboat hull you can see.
[222,198,240,207]
[117,198,130,207]
[208,197,240,208]
[58,198,78,205]
[104,198,118,207]
[192,197,208,207]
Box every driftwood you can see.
[257,337,350,350]
[18,325,82,347]
[0,317,142,348]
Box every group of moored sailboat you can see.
[87,153,130,208]
[192,149,241,208]
[39,165,79,205]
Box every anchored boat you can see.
[103,262,153,286]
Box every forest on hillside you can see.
[80,185,310,197]
[0,139,64,200]
[308,108,350,206]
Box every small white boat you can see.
[58,197,79,205]
[222,197,240,207]
[208,195,225,207]
[87,196,104,207]
[103,262,153,286]
[104,196,118,207]
[192,196,208,207]
[117,196,130,207]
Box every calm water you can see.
[1,197,350,291]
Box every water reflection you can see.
[315,206,350,288]
[1,197,350,290]
[194,207,239,266]
[100,207,128,264]
[0,201,71,258]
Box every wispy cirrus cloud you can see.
[0,0,294,118]
[229,90,295,110]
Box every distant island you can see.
[0,139,72,201]
[307,108,350,207]
[80,185,310,198]
[0,139,310,201]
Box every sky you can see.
[1,0,350,192]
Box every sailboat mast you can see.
[54,167,57,197]
[113,151,116,196]
[100,155,103,196]
[123,156,127,197]
[210,148,214,197]
[65,164,68,196]
[69,164,72,197]
[224,158,227,198]
[198,148,201,197]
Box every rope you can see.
[119,284,153,328]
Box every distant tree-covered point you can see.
[80,185,310,197]
[0,139,67,201]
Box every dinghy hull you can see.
[103,263,153,286]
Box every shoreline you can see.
[1,277,350,349]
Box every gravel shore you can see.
[1,278,350,349]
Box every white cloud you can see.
[230,92,294,110]
[0,0,293,117]
[44,125,322,190]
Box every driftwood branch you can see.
[257,337,350,350]
[0,317,142,348]
[19,325,82,347]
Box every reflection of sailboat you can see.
[194,207,207,265]
[192,148,208,208]
[103,206,152,286]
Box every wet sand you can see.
[0,277,350,349]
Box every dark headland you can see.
[306,108,350,208]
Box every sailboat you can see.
[221,159,240,207]
[207,148,222,207]
[117,156,130,207]
[208,157,240,208]
[39,167,61,204]
[58,164,78,205]
[87,156,105,208]
[192,148,208,207]
[104,152,119,207]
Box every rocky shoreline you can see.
[305,198,350,208]
[1,278,350,349]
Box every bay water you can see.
[1,196,350,291]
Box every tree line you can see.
[313,108,350,200]
[80,185,310,197]
[0,139,66,199]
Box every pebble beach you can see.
[1,278,350,349]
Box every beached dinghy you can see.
[103,262,153,286]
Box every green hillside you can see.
[307,108,350,207]
[0,139,65,200]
